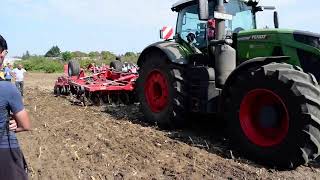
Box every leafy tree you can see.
[88,51,100,59]
[72,51,88,58]
[45,46,61,57]
[101,51,116,61]
[22,50,31,60]
[61,51,73,61]
[14,57,64,73]
[122,52,139,63]
[124,52,136,57]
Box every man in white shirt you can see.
[12,64,27,96]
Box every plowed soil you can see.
[17,73,320,180]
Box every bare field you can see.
[17,73,320,180]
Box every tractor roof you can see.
[171,0,196,12]
[172,0,216,12]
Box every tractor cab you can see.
[172,0,320,82]
[172,0,258,50]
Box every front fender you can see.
[225,56,290,88]
[219,56,290,112]
[137,41,190,66]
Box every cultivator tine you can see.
[81,94,87,107]
[107,94,111,104]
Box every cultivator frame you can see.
[54,61,138,106]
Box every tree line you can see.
[21,45,139,63]
[17,46,140,73]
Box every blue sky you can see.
[1,0,319,57]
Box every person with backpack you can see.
[0,35,31,180]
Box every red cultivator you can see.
[54,60,138,106]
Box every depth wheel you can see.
[68,60,80,76]
[90,93,102,106]
[110,60,124,71]
[54,86,59,95]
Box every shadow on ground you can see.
[102,104,269,169]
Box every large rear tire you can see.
[68,60,80,76]
[223,63,320,169]
[136,52,188,129]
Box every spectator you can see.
[13,64,27,96]
[0,35,31,180]
[4,63,13,82]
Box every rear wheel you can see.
[110,60,124,71]
[136,52,188,129]
[68,60,80,76]
[224,63,320,168]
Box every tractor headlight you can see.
[294,33,320,49]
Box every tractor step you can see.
[187,66,221,113]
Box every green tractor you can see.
[136,0,320,168]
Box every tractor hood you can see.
[238,29,295,40]
[238,29,320,50]
[237,29,320,66]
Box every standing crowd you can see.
[0,63,27,97]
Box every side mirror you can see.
[274,11,279,28]
[262,6,275,10]
[198,0,209,20]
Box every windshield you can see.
[176,4,210,48]
[225,0,255,33]
[176,0,255,47]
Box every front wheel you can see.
[223,63,320,169]
[136,52,188,129]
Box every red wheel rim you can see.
[144,70,169,113]
[239,89,289,147]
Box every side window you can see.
[177,5,207,48]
